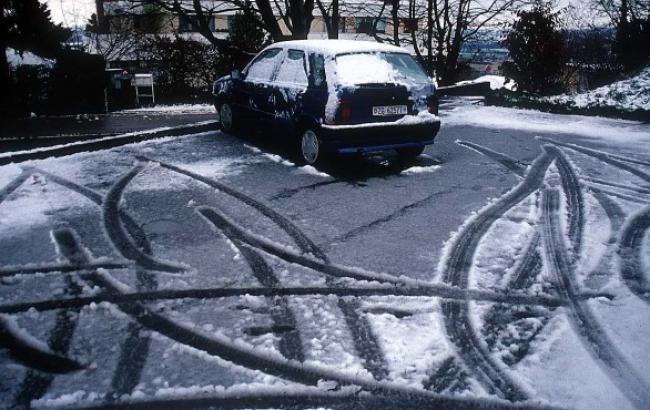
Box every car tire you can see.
[219,102,237,134]
[397,146,425,160]
[300,129,325,166]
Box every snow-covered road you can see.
[1,101,649,409]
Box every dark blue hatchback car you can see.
[213,40,441,165]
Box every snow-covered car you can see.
[212,40,441,165]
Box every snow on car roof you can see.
[270,39,409,55]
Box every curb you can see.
[0,121,219,166]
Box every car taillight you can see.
[337,99,352,123]
[428,95,439,115]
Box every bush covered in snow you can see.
[486,65,650,121]
[543,65,650,112]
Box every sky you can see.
[45,0,96,27]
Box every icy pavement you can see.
[0,101,649,409]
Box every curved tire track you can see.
[546,145,584,254]
[455,140,526,177]
[76,266,560,410]
[35,169,163,400]
[0,313,83,375]
[197,207,388,380]
[103,164,185,273]
[0,169,33,205]
[12,229,88,407]
[538,138,650,184]
[438,149,555,400]
[541,189,650,410]
[138,156,326,260]
[618,205,650,305]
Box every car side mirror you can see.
[231,69,242,80]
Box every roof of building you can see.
[268,39,408,55]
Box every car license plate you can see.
[372,105,407,116]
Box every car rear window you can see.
[335,52,429,86]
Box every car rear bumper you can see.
[319,118,441,154]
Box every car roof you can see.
[267,39,409,56]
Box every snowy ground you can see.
[1,99,649,409]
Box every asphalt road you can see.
[1,100,649,409]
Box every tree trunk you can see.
[94,0,107,33]
[331,0,338,39]
[255,0,286,41]
[427,0,433,76]
[0,4,12,117]
[391,0,399,45]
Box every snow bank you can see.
[443,104,650,144]
[117,104,216,115]
[6,48,54,68]
[457,75,517,91]
[544,66,650,112]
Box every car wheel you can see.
[397,146,425,160]
[219,103,236,133]
[300,129,323,165]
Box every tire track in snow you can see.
[455,140,527,177]
[211,227,304,362]
[270,180,341,201]
[0,313,83,375]
[0,262,129,278]
[101,166,165,400]
[0,284,571,316]
[587,186,650,205]
[102,164,185,273]
[138,157,389,379]
[197,207,388,380]
[541,189,650,410]
[538,138,650,184]
[545,145,584,254]
[35,388,565,410]
[585,177,650,195]
[48,245,563,410]
[452,141,556,369]
[481,232,552,368]
[437,149,555,401]
[12,229,88,407]
[618,205,650,305]
[0,168,34,205]
[35,168,162,400]
[137,156,326,260]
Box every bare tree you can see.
[425,0,524,84]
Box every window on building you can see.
[275,50,308,86]
[133,14,163,33]
[338,17,347,33]
[179,15,215,32]
[402,18,418,33]
[354,17,384,34]
[355,17,373,34]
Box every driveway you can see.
[1,100,649,409]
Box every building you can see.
[95,0,426,66]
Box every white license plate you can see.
[372,105,408,116]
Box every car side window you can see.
[274,49,308,86]
[246,48,282,82]
[308,53,326,88]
